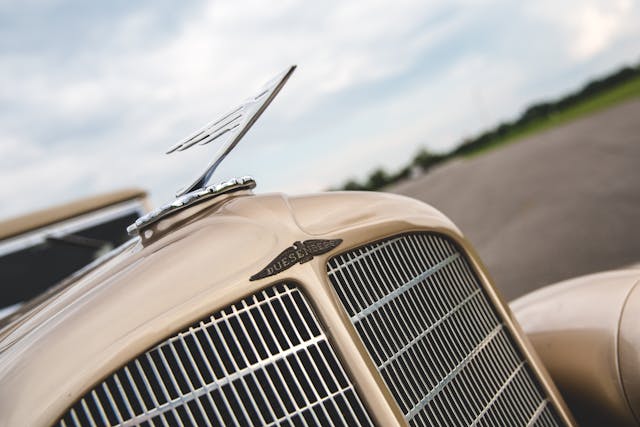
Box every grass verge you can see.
[466,74,640,157]
[338,64,640,191]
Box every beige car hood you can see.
[0,190,458,426]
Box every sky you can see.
[0,0,639,220]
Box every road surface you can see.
[389,99,640,300]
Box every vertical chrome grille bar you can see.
[132,359,170,426]
[56,284,373,427]
[259,291,318,427]
[100,382,124,424]
[197,318,245,426]
[142,353,184,426]
[122,366,150,421]
[79,399,96,427]
[251,291,310,426]
[222,305,279,425]
[113,373,136,420]
[207,314,259,425]
[327,232,565,427]
[235,297,296,425]
[275,291,335,425]
[89,390,109,426]
[153,344,195,424]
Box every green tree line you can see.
[338,61,640,191]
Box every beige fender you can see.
[511,268,640,426]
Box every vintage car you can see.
[0,189,149,320]
[0,65,637,426]
[512,268,640,426]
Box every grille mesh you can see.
[327,233,564,427]
[57,283,373,427]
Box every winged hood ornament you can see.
[127,66,295,237]
[168,65,296,197]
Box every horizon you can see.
[1,0,639,220]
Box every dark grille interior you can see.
[57,283,373,427]
[327,232,564,426]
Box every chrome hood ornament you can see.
[127,176,256,236]
[127,66,295,236]
[168,65,296,197]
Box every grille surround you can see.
[327,232,565,427]
[57,283,373,427]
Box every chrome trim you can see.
[56,283,373,426]
[167,65,295,197]
[0,199,145,257]
[327,232,564,426]
[0,303,22,321]
[126,176,256,236]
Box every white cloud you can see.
[1,0,639,219]
[528,0,637,61]
[280,53,527,190]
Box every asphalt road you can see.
[389,99,640,300]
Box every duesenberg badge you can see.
[250,239,343,281]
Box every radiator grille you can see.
[327,233,564,427]
[57,283,373,427]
